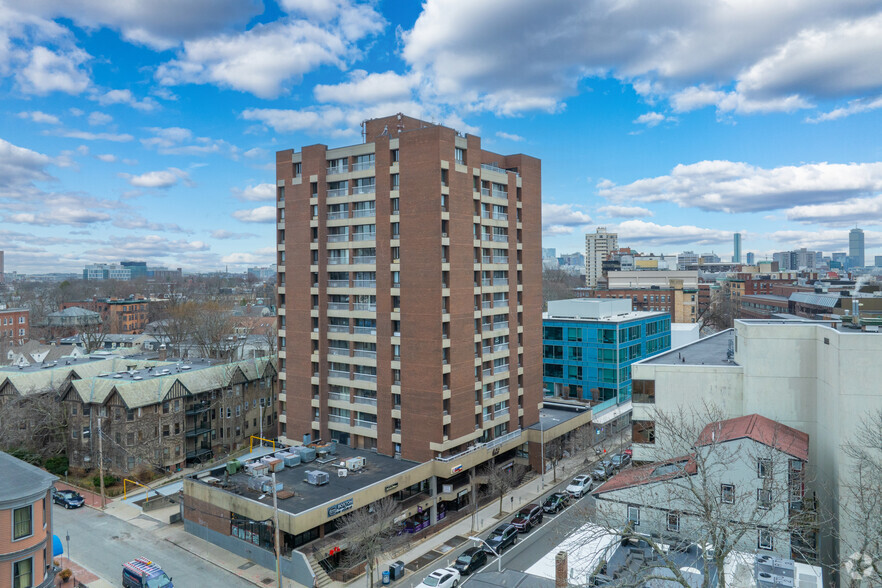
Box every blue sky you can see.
[3,0,882,274]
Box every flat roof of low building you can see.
[194,445,422,516]
[529,404,590,431]
[642,329,736,366]
[0,355,107,374]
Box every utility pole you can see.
[272,472,282,588]
[98,417,106,509]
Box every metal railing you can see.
[353,396,377,406]
[492,234,508,242]
[328,280,349,288]
[481,188,491,197]
[328,325,349,333]
[353,349,377,358]
[352,208,376,218]
[353,420,377,430]
[328,369,350,379]
[327,234,349,243]
[327,257,349,265]
[352,303,377,312]
[353,280,376,288]
[491,190,508,199]
[352,233,376,241]
[327,188,347,197]
[353,373,377,383]
[328,347,349,356]
[327,211,348,220]
[328,392,349,402]
[352,326,376,335]
[328,414,349,424]
[352,161,374,172]
[327,166,347,175]
[351,256,376,264]
[327,302,349,310]
[494,256,508,264]
[493,278,509,286]
[352,185,376,195]
[435,428,522,462]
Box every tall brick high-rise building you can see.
[275,114,542,462]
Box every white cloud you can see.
[314,70,416,104]
[766,229,882,251]
[232,183,275,202]
[541,203,592,235]
[807,95,882,123]
[56,129,133,142]
[615,220,732,246]
[786,195,882,226]
[156,8,385,99]
[6,0,263,50]
[399,1,882,116]
[96,154,116,163]
[0,138,53,193]
[93,89,159,111]
[243,147,268,159]
[495,131,524,142]
[112,214,190,233]
[221,251,274,264]
[233,206,276,223]
[140,126,238,157]
[599,160,882,213]
[16,46,90,95]
[120,167,190,189]
[597,205,654,219]
[18,110,61,124]
[633,112,669,127]
[88,111,112,126]
[212,229,258,240]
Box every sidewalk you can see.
[367,445,625,588]
[53,557,114,588]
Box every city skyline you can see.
[3,1,882,274]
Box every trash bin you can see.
[382,571,390,585]
[389,561,405,581]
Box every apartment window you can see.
[757,527,773,550]
[13,558,33,588]
[126,409,134,421]
[455,147,465,164]
[126,432,134,446]
[567,327,582,342]
[13,505,32,540]
[721,483,735,504]
[391,149,399,162]
[757,488,772,509]
[163,424,170,437]
[627,505,640,526]
[757,458,772,478]
[82,427,91,439]
[666,512,680,532]
[391,173,400,189]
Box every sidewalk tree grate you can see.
[238,562,255,570]
[261,579,274,585]
[405,551,440,572]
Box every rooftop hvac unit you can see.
[755,555,774,576]
[338,469,348,477]
[772,559,795,579]
[773,576,793,588]
[300,447,317,463]
[277,452,300,467]
[756,572,776,588]
[306,470,329,486]
[261,457,284,473]
[245,462,269,477]
[345,457,365,471]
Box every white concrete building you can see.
[630,319,882,584]
[606,270,699,290]
[585,227,617,288]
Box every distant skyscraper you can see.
[746,252,755,265]
[733,233,742,263]
[0,250,4,283]
[542,247,557,260]
[875,256,882,268]
[849,228,865,268]
[585,227,618,288]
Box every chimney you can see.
[158,344,167,361]
[555,551,568,588]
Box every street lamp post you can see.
[469,536,503,572]
[65,531,70,569]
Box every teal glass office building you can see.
[542,299,671,404]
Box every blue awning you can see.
[53,534,63,556]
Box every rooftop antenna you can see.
[361,120,367,143]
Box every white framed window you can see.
[758,527,773,550]
[757,488,772,509]
[627,505,640,526]
[721,483,735,504]
[666,512,680,532]
[13,557,33,588]
[757,458,772,478]
[12,505,32,540]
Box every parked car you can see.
[418,568,461,588]
[484,524,518,553]
[565,474,593,498]
[592,461,614,481]
[122,558,173,588]
[511,503,543,532]
[611,452,631,469]
[542,492,570,513]
[52,488,85,509]
[451,547,488,575]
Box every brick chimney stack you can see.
[555,551,567,588]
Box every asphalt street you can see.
[53,504,256,588]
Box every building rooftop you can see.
[529,403,590,432]
[0,451,57,504]
[642,329,736,367]
[0,354,106,374]
[195,445,422,516]
[696,414,809,461]
[740,294,789,302]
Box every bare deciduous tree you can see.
[542,267,583,309]
[839,410,882,587]
[584,404,820,588]
[482,462,527,516]
[338,497,405,588]
[0,389,68,458]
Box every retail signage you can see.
[327,498,354,517]
[451,464,463,474]
[384,482,399,493]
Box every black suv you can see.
[542,492,569,514]
[452,547,488,575]
[52,488,85,509]
[511,503,543,532]
[484,524,518,553]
